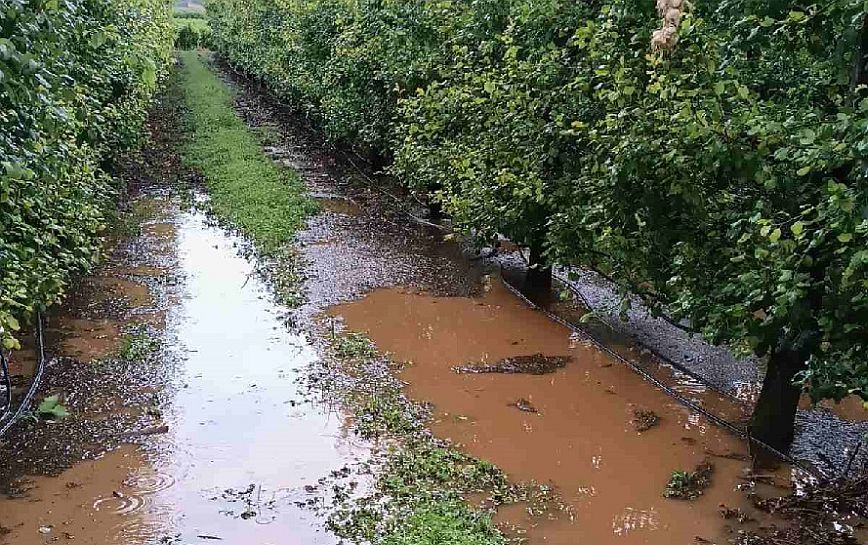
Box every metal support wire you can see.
[0,312,46,437]
[550,268,748,407]
[500,272,821,478]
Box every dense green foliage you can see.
[174,16,211,49]
[207,0,868,405]
[0,0,174,348]
[178,51,315,253]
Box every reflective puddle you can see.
[0,198,368,545]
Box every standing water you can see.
[330,281,795,545]
[0,195,368,544]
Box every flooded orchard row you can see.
[232,62,867,545]
[0,194,368,545]
[329,281,796,545]
[1,59,864,545]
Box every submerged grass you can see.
[312,331,561,545]
[177,50,315,253]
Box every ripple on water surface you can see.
[0,203,369,545]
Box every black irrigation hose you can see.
[500,273,822,478]
[0,349,11,419]
[0,312,46,438]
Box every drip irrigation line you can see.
[338,151,448,233]
[499,273,822,478]
[0,312,46,438]
[0,349,11,419]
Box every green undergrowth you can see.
[177,50,315,254]
[92,323,162,375]
[316,331,561,545]
[381,502,506,545]
[117,324,162,364]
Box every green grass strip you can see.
[177,50,314,253]
[381,502,505,545]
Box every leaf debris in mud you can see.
[663,460,714,500]
[454,354,569,375]
[508,398,538,413]
[632,408,660,432]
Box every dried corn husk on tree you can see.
[651,0,690,52]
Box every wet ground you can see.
[0,76,368,544]
[509,263,868,472]
[329,282,790,545]
[1,57,865,545]
[1,196,369,544]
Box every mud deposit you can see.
[330,281,797,545]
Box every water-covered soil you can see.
[0,56,865,545]
[0,71,368,544]
[329,282,785,544]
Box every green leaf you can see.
[796,166,811,176]
[6,316,20,331]
[579,311,598,323]
[790,222,804,236]
[37,394,69,419]
[38,395,57,411]
[88,31,107,49]
[837,233,853,243]
[769,228,782,242]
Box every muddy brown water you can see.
[318,197,362,217]
[330,281,798,545]
[0,197,368,545]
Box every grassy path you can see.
[177,50,314,253]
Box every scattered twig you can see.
[114,424,169,440]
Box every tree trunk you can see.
[428,200,443,222]
[524,242,552,296]
[852,14,868,90]
[750,348,806,461]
